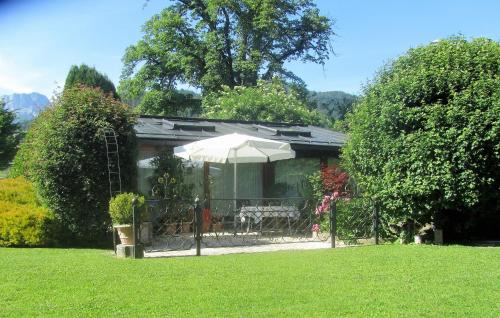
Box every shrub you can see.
[343,36,500,241]
[11,86,137,245]
[109,193,145,225]
[0,202,52,246]
[307,164,353,236]
[0,177,53,246]
[0,177,39,205]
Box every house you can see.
[134,115,346,201]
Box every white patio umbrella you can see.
[173,133,295,208]
[137,157,203,169]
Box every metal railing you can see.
[123,196,381,256]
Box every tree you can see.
[342,37,500,242]
[202,79,329,125]
[65,64,119,99]
[0,99,19,169]
[307,91,358,120]
[127,89,201,117]
[11,86,137,245]
[120,0,334,114]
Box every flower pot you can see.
[165,223,177,235]
[115,225,134,245]
[181,222,191,233]
[212,223,224,232]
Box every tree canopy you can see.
[121,88,201,117]
[202,79,329,125]
[342,37,500,241]
[307,91,358,120]
[65,64,118,98]
[119,0,334,115]
[0,100,19,170]
[11,86,137,245]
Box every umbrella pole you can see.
[233,151,237,213]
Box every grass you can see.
[0,245,499,317]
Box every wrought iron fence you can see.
[131,196,380,256]
[334,197,377,245]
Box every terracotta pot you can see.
[165,223,177,235]
[115,225,134,245]
[181,222,191,233]
[212,223,224,231]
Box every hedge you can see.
[0,177,53,246]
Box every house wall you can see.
[136,140,340,200]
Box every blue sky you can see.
[0,0,498,98]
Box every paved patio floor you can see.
[144,240,344,258]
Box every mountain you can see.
[1,92,50,122]
[307,91,358,120]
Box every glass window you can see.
[182,161,204,199]
[209,162,262,200]
[275,158,320,197]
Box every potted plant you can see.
[211,215,224,232]
[109,193,145,245]
[180,207,194,233]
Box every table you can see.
[239,206,300,233]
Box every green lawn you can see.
[0,245,499,317]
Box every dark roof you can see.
[135,115,346,150]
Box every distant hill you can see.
[307,91,358,120]
[1,92,50,123]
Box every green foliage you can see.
[0,176,40,205]
[0,177,53,246]
[65,64,118,99]
[108,193,145,225]
[0,99,19,170]
[132,89,201,117]
[150,151,193,202]
[308,91,358,120]
[202,79,329,125]
[149,151,194,223]
[306,170,324,202]
[335,198,374,244]
[119,0,334,113]
[12,86,137,245]
[343,36,500,241]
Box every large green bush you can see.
[11,86,137,245]
[343,37,500,241]
[0,177,53,246]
